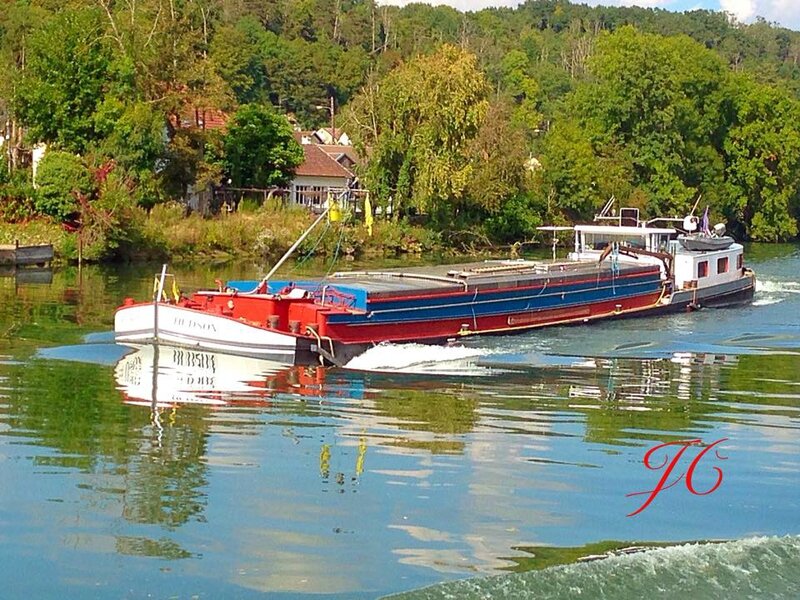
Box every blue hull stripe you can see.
[327,275,662,325]
[363,273,659,312]
[228,271,660,314]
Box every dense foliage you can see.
[223,104,304,188]
[349,45,492,222]
[33,151,93,220]
[2,0,800,255]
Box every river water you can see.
[0,246,798,599]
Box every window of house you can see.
[294,185,327,208]
[717,256,729,274]
[698,261,709,278]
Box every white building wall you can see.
[291,175,349,206]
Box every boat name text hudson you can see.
[171,317,218,333]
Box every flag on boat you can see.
[701,206,710,235]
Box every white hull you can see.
[114,302,301,363]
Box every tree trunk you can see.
[333,0,342,43]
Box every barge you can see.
[115,206,755,366]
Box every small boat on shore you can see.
[114,205,755,366]
[0,241,53,267]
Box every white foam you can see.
[756,279,800,294]
[384,535,800,599]
[752,298,783,307]
[344,343,491,376]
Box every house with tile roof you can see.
[291,143,355,209]
[168,106,229,135]
[196,119,364,214]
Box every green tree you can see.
[349,44,490,220]
[97,0,230,129]
[500,49,543,136]
[563,27,729,217]
[465,100,530,214]
[158,128,209,201]
[210,17,271,105]
[391,4,462,56]
[13,8,114,153]
[34,150,94,220]
[222,104,303,188]
[484,192,546,243]
[95,99,166,174]
[537,119,633,220]
[722,77,800,241]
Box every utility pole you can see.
[330,96,336,143]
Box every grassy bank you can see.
[0,201,446,264]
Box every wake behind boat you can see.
[114,204,755,366]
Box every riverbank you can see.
[0,202,452,265]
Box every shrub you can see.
[0,169,37,222]
[34,150,94,220]
[76,171,141,261]
[485,193,546,244]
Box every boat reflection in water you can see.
[105,341,766,585]
[563,352,739,403]
[114,344,328,409]
[114,341,742,413]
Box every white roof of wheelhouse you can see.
[574,224,676,236]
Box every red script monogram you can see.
[626,438,728,517]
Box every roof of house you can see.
[295,144,354,179]
[196,108,228,130]
[317,144,360,165]
[171,106,229,132]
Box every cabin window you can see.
[737,254,743,270]
[698,261,709,278]
[717,257,729,274]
